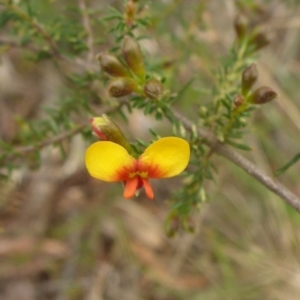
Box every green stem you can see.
[213,42,248,112]
[204,42,250,130]
[221,101,249,139]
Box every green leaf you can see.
[171,77,194,103]
[226,139,252,150]
[136,18,152,27]
[144,100,153,115]
[107,6,123,16]
[221,99,231,111]
[275,152,300,175]
[135,138,147,148]
[0,10,16,27]
[102,14,123,21]
[149,128,161,139]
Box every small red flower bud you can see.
[97,53,131,77]
[143,78,164,99]
[91,118,108,140]
[91,115,133,153]
[248,86,277,104]
[108,77,138,97]
[121,36,145,79]
[241,63,259,95]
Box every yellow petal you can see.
[85,141,136,182]
[139,137,190,178]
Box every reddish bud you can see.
[248,86,277,104]
[143,78,164,99]
[91,118,108,140]
[108,77,138,97]
[97,53,131,77]
[121,36,145,78]
[242,63,259,95]
[91,115,133,153]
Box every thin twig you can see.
[173,110,300,213]
[0,36,41,52]
[2,101,129,162]
[6,124,87,161]
[78,0,95,63]
[0,35,95,70]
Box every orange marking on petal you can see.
[142,178,154,200]
[85,141,135,182]
[124,177,139,199]
[137,159,164,178]
[139,137,190,178]
[115,161,137,181]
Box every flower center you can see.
[123,174,154,199]
[128,171,148,179]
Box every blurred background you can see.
[1,0,300,299]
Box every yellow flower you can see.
[85,137,190,199]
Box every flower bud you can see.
[234,14,248,40]
[91,115,133,153]
[250,32,271,51]
[143,78,164,99]
[233,94,244,109]
[248,86,277,104]
[182,217,195,233]
[241,63,258,95]
[108,77,138,97]
[97,53,131,77]
[121,36,145,78]
[124,0,137,27]
[164,215,179,238]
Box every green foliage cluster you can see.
[0,0,287,234]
